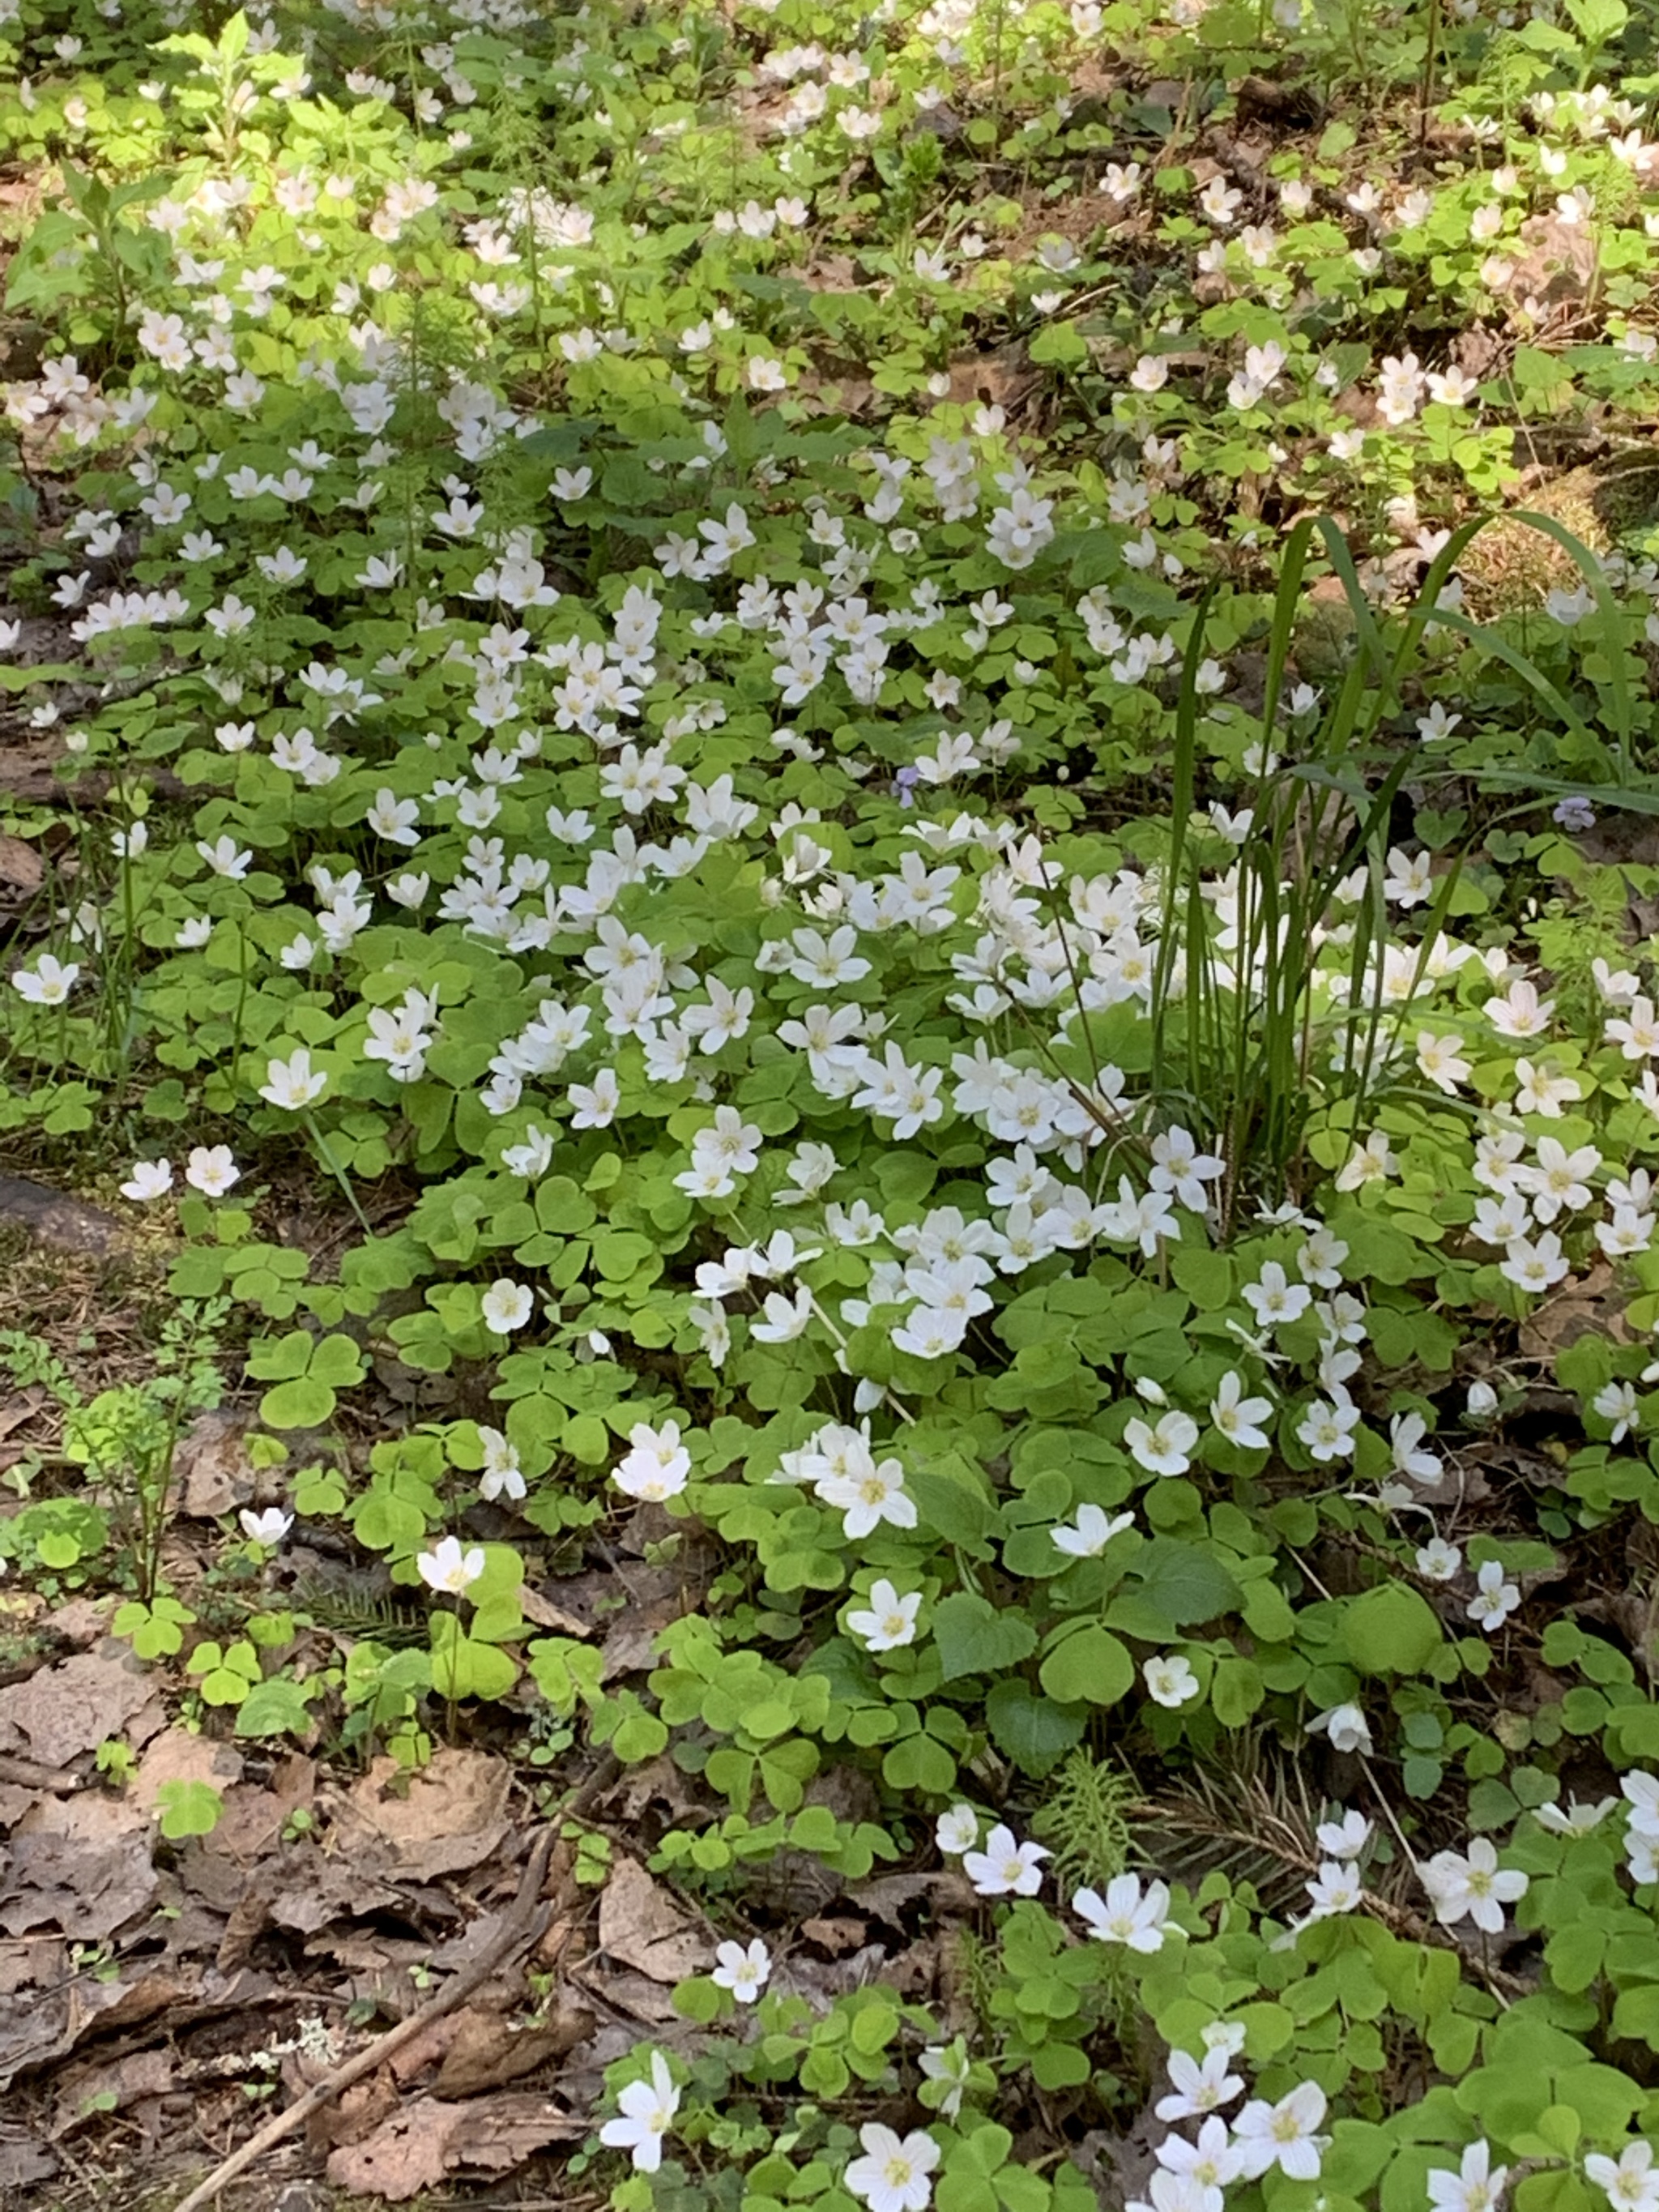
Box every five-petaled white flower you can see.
[845,2124,940,2212]
[258,1048,328,1110]
[1073,1874,1177,1952]
[599,2049,680,2174]
[1420,1836,1528,1932]
[1232,2081,1328,2180]
[239,1507,293,1547]
[480,1279,534,1334]
[711,1937,771,2002]
[416,1535,486,1595]
[962,1822,1049,1898]
[1585,2142,1659,2212]
[121,1158,174,1201]
[846,1578,922,1652]
[1051,1502,1135,1557]
[1429,2139,1509,2212]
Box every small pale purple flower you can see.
[1553,796,1595,831]
[894,766,919,809]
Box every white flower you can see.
[480,1279,534,1335]
[120,1159,173,1201]
[712,1937,771,2002]
[1533,1796,1617,1837]
[477,1427,526,1503]
[1154,2043,1243,2121]
[1585,2143,1659,2212]
[1241,1262,1311,1329]
[817,1455,916,1539]
[1307,1702,1371,1754]
[1051,1502,1134,1557]
[962,1823,1049,1898]
[1335,1129,1397,1191]
[936,1804,979,1855]
[613,1420,690,1502]
[1297,1394,1360,1463]
[185,1144,240,1196]
[12,954,80,1005]
[1416,1537,1463,1581]
[845,2124,940,2212]
[1420,1836,1528,1932]
[239,1507,292,1547]
[1594,1380,1640,1444]
[1499,1231,1567,1294]
[1124,1409,1200,1476]
[847,1578,922,1652]
[599,2050,680,2175]
[416,1535,486,1595]
[1427,2140,1508,2212]
[918,2040,972,2120]
[1232,2081,1328,2180]
[1208,1370,1273,1451]
[258,1048,327,1110]
[1303,1859,1363,1918]
[1073,1874,1177,1953]
[1315,1808,1372,1860]
[1467,1558,1520,1631]
[1143,1654,1201,1708]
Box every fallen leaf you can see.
[0,2124,57,2189]
[597,1855,713,1983]
[331,1749,512,1881]
[0,1831,158,1941]
[173,1411,256,1518]
[0,833,45,895]
[431,2001,593,2097]
[325,2094,586,2201]
[515,1584,593,1636]
[130,1724,244,1815]
[0,1646,162,1768]
[801,1915,872,1955]
[50,2047,174,2137]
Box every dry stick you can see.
[168,1804,578,2212]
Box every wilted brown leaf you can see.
[324,2094,586,2201]
[431,2002,593,2097]
[173,1411,257,1518]
[598,1856,713,1983]
[331,1749,511,1881]
[0,1646,161,1768]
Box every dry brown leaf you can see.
[0,833,44,895]
[801,1915,872,1955]
[331,1749,512,1881]
[597,1855,713,1983]
[50,2046,175,2137]
[515,1583,594,1636]
[173,1411,257,1518]
[324,2094,586,2201]
[0,2124,58,2189]
[0,1831,158,1942]
[131,1725,244,1815]
[0,1646,161,1768]
[431,2002,593,2097]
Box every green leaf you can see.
[259,1375,336,1429]
[1039,1625,1134,1706]
[985,1680,1085,1777]
[932,1591,1038,1682]
[234,1676,313,1738]
[1342,1583,1443,1675]
[1128,1539,1240,1627]
[155,1779,224,1838]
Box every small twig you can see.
[168,1827,556,2212]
